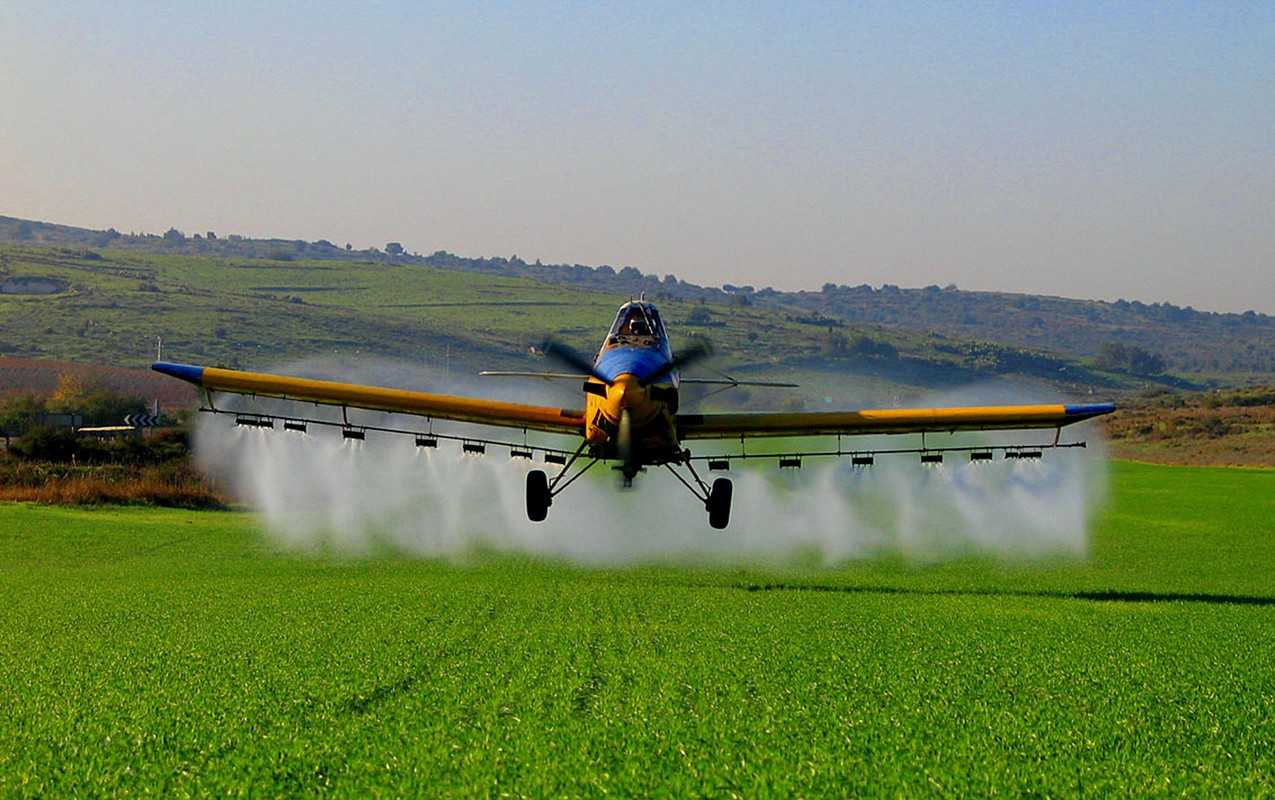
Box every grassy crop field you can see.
[1,461,1272,797]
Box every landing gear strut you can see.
[663,458,734,529]
[526,445,735,529]
[525,441,598,523]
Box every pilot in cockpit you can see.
[618,309,650,337]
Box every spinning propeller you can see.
[539,338,713,387]
[539,338,613,385]
[539,336,713,483]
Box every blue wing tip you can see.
[152,361,206,386]
[1064,402,1116,418]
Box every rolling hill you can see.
[5,214,1272,386]
[3,214,1272,409]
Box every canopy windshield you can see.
[608,303,666,340]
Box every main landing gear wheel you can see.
[526,470,551,522]
[707,477,733,530]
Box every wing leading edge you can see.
[676,403,1115,440]
[154,361,1112,443]
[152,362,586,434]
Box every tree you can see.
[823,331,848,355]
[849,335,898,359]
[8,426,82,462]
[1096,342,1165,376]
[0,394,48,440]
[77,392,148,427]
[385,242,404,256]
[43,379,148,427]
[686,307,712,326]
[50,372,86,407]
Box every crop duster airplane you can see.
[153,298,1114,529]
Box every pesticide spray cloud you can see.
[194,361,1108,567]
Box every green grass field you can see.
[1,461,1272,797]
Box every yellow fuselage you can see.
[584,373,681,463]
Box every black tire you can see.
[526,470,551,522]
[707,477,733,530]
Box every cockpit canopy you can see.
[608,302,666,342]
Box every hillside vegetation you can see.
[1104,386,1275,467]
[780,283,1275,381]
[0,242,1150,412]
[5,214,1271,386]
[3,218,1273,469]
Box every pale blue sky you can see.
[3,2,1272,312]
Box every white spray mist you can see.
[193,360,1108,567]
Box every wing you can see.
[676,403,1115,440]
[153,362,586,434]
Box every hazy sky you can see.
[4,2,1272,313]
